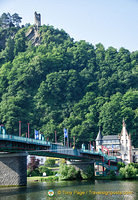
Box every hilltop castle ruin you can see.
[34,11,41,27]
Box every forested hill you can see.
[0,24,137,147]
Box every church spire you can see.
[121,118,128,136]
[123,118,126,127]
[96,127,103,141]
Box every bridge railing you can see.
[80,149,117,161]
[50,144,80,156]
[98,150,117,161]
[0,134,51,146]
[95,161,117,170]
[80,149,100,155]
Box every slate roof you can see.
[102,135,119,140]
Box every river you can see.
[0,180,138,200]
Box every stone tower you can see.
[34,12,41,27]
[120,119,132,164]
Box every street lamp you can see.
[19,121,21,137]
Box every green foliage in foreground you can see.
[119,165,137,179]
[117,162,126,170]
[109,170,116,180]
[59,164,94,180]
[128,162,138,169]
[81,165,95,180]
[59,164,78,180]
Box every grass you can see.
[0,185,26,187]
[27,175,59,182]
[48,167,59,170]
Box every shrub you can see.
[27,168,41,177]
[125,165,137,179]
[39,165,53,176]
[128,163,138,169]
[59,164,77,180]
[119,165,137,179]
[119,167,126,179]
[67,165,77,180]
[44,159,55,167]
[81,165,94,180]
[27,169,31,177]
[76,170,82,180]
[53,176,59,181]
[110,170,116,179]
[117,162,125,170]
[31,169,41,177]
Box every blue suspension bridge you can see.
[0,125,118,186]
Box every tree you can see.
[59,164,77,180]
[117,162,125,170]
[44,159,55,167]
[12,13,22,27]
[0,90,33,135]
[0,62,12,97]
[27,156,40,172]
[14,29,26,55]
[95,43,105,64]
[0,22,137,148]
[0,13,11,28]
[119,165,137,179]
[39,166,53,176]
[99,93,122,135]
[0,13,22,29]
[2,37,14,61]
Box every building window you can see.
[124,153,127,158]
[121,146,124,151]
[122,140,123,144]
[126,140,128,144]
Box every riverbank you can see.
[95,176,138,180]
[27,175,138,182]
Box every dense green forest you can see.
[0,13,137,147]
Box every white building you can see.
[96,119,133,164]
[27,155,46,165]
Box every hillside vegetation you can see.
[0,21,137,147]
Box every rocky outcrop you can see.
[26,26,41,46]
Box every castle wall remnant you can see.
[34,11,41,27]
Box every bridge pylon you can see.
[0,152,27,186]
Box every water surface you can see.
[0,180,137,200]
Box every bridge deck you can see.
[0,134,51,146]
[0,134,118,165]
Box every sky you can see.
[0,0,138,52]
